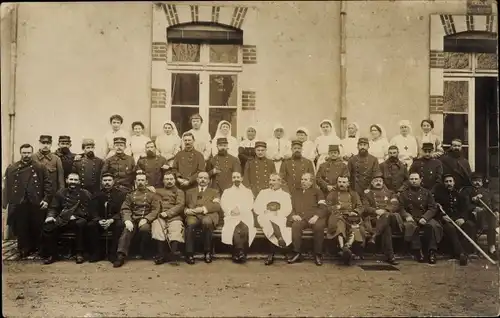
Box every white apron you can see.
[220,185,257,246]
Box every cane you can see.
[104,202,109,258]
[437,203,496,265]
[157,216,172,251]
[477,198,499,219]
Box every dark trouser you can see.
[185,215,217,254]
[477,210,497,247]
[87,220,125,257]
[404,219,442,252]
[442,220,476,255]
[233,222,249,251]
[9,202,46,253]
[42,218,88,257]
[290,218,326,254]
[116,221,151,256]
[371,214,397,258]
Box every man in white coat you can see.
[254,173,293,265]
[220,171,257,263]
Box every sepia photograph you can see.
[1,0,499,317]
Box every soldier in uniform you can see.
[206,137,241,193]
[113,172,161,268]
[380,145,408,193]
[135,141,169,188]
[279,140,315,194]
[2,144,52,258]
[434,174,475,266]
[399,172,443,264]
[101,137,135,192]
[348,137,381,196]
[41,173,93,264]
[326,175,365,265]
[32,135,65,194]
[409,142,443,192]
[440,138,472,190]
[54,135,76,179]
[72,138,104,194]
[243,141,276,197]
[172,133,205,191]
[287,173,328,266]
[88,173,127,262]
[316,144,349,196]
[362,172,402,265]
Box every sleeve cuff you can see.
[203,206,208,214]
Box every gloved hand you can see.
[125,220,134,232]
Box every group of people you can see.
[2,113,498,269]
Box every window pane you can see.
[489,115,499,147]
[209,44,239,63]
[489,148,499,178]
[209,108,237,138]
[171,106,200,136]
[171,73,199,106]
[476,53,498,70]
[209,74,237,106]
[443,81,469,112]
[171,43,200,62]
[443,113,468,145]
[444,52,471,69]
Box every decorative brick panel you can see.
[242,90,256,110]
[211,6,221,23]
[152,42,167,61]
[152,88,167,108]
[243,45,257,64]
[430,50,445,68]
[231,7,248,29]
[430,95,444,114]
[190,5,199,22]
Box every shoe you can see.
[75,254,85,264]
[153,255,165,265]
[385,256,399,266]
[204,253,213,264]
[113,254,125,268]
[88,255,101,263]
[428,250,437,264]
[108,254,117,264]
[43,256,57,265]
[185,255,195,265]
[459,253,468,266]
[264,254,274,266]
[239,252,247,264]
[342,247,353,266]
[278,238,286,248]
[314,254,323,266]
[414,249,425,263]
[287,253,303,264]
[169,252,181,266]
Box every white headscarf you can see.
[296,127,310,139]
[398,120,413,134]
[273,123,286,138]
[319,119,339,138]
[240,125,259,147]
[369,123,387,140]
[344,122,360,139]
[213,120,232,141]
[162,120,179,137]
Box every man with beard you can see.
[206,137,241,193]
[316,145,349,196]
[348,137,381,197]
[184,172,221,264]
[172,133,205,191]
[254,173,293,265]
[101,137,135,192]
[135,141,169,188]
[184,114,212,161]
[221,171,257,263]
[279,140,315,194]
[399,172,442,264]
[41,173,93,264]
[409,142,443,192]
[434,174,475,266]
[54,136,76,179]
[32,135,65,194]
[113,173,161,268]
[87,173,127,262]
[72,138,104,194]
[2,144,52,258]
[362,172,402,265]
[150,172,185,265]
[380,145,408,193]
[326,176,365,265]
[243,141,276,197]
[439,138,472,190]
[287,173,328,266]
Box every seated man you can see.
[42,173,93,265]
[88,173,127,262]
[361,172,402,265]
[399,172,442,264]
[287,173,328,266]
[184,171,221,265]
[254,173,293,265]
[151,172,185,265]
[113,172,161,268]
[220,171,257,263]
[434,174,475,266]
[326,176,365,265]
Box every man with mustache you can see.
[439,138,472,190]
[101,137,135,192]
[280,140,315,194]
[32,135,65,194]
[135,141,169,188]
[243,141,276,197]
[41,173,93,264]
[2,144,52,259]
[54,135,76,179]
[172,133,205,190]
[409,142,443,191]
[316,144,349,196]
[206,137,241,193]
[379,145,408,193]
[348,137,381,197]
[72,138,104,194]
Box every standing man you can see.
[54,135,76,179]
[72,138,104,194]
[380,145,408,193]
[243,141,276,197]
[184,113,212,161]
[184,172,221,264]
[150,172,186,265]
[279,140,315,194]
[32,135,65,194]
[440,138,472,190]
[348,137,381,196]
[135,141,169,188]
[103,114,131,159]
[2,144,52,258]
[113,172,161,268]
[409,142,443,192]
[316,144,349,196]
[220,171,257,263]
[101,137,135,192]
[287,173,328,266]
[206,137,241,193]
[172,133,205,191]
[399,172,442,264]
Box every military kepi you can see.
[102,172,114,179]
[422,142,434,150]
[39,135,52,143]
[255,141,267,149]
[372,171,384,179]
[291,140,303,147]
[471,171,484,180]
[358,137,369,144]
[82,138,95,146]
[113,137,127,144]
[216,137,228,145]
[58,135,71,143]
[328,145,340,152]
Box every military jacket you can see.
[243,156,276,197]
[206,153,241,193]
[135,155,169,188]
[434,184,472,220]
[279,156,315,192]
[54,149,76,179]
[348,154,381,194]
[90,187,128,221]
[47,187,93,225]
[399,186,437,220]
[72,154,104,194]
[316,158,349,194]
[102,153,135,191]
[362,186,398,216]
[409,157,443,191]
[32,151,65,193]
[380,158,408,192]
[121,188,161,223]
[3,159,52,206]
[172,148,205,188]
[155,187,185,222]
[326,190,363,215]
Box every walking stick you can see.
[477,198,499,219]
[104,202,109,258]
[157,216,172,251]
[437,204,496,265]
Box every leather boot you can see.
[459,253,468,266]
[264,253,274,266]
[314,254,323,266]
[288,253,303,264]
[342,247,353,265]
[428,250,437,264]
[113,253,125,268]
